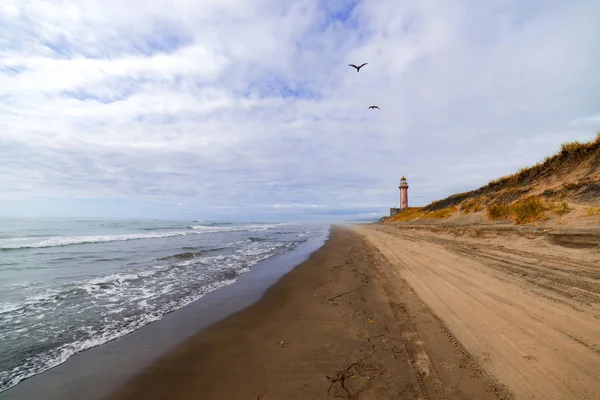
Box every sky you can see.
[1,0,599,222]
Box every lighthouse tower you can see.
[399,176,409,210]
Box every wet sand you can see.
[108,226,508,400]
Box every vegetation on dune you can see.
[384,207,425,223]
[488,132,600,188]
[511,197,548,225]
[385,197,588,226]
[548,200,571,216]
[486,203,511,220]
[384,206,457,223]
[422,132,600,213]
[485,197,575,224]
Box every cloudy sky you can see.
[1,0,599,221]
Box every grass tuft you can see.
[548,200,571,216]
[512,197,547,224]
[486,203,511,220]
[560,141,587,153]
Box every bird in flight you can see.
[348,62,368,72]
[368,105,381,110]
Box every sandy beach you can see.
[357,223,600,400]
[106,223,600,400]
[107,226,518,400]
[3,221,597,400]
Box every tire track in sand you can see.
[356,225,600,400]
[360,234,451,400]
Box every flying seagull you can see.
[368,105,381,110]
[348,62,368,72]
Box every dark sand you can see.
[108,227,509,400]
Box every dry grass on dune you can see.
[588,207,600,217]
[486,203,511,220]
[486,197,571,224]
[548,200,571,216]
[384,208,424,223]
[487,133,600,189]
[422,132,600,214]
[511,197,548,225]
[385,196,588,226]
[384,206,457,223]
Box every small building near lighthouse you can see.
[390,176,409,217]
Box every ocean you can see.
[0,218,328,393]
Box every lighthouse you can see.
[399,176,409,210]
[389,176,409,217]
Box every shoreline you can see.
[0,229,330,400]
[9,223,592,399]
[106,226,507,400]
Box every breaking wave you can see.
[0,223,289,251]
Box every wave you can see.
[247,237,265,242]
[189,223,289,232]
[0,240,300,393]
[0,279,236,393]
[138,226,191,231]
[0,224,291,250]
[4,244,287,320]
[0,231,189,250]
[156,247,225,261]
[0,303,21,315]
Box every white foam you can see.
[189,222,289,232]
[236,243,284,257]
[0,278,238,393]
[88,272,141,286]
[0,231,188,250]
[0,223,292,250]
[0,303,20,314]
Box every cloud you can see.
[1,0,599,220]
[572,115,600,125]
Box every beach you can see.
[356,223,600,400]
[6,223,598,399]
[107,226,510,400]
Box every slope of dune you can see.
[382,133,600,227]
